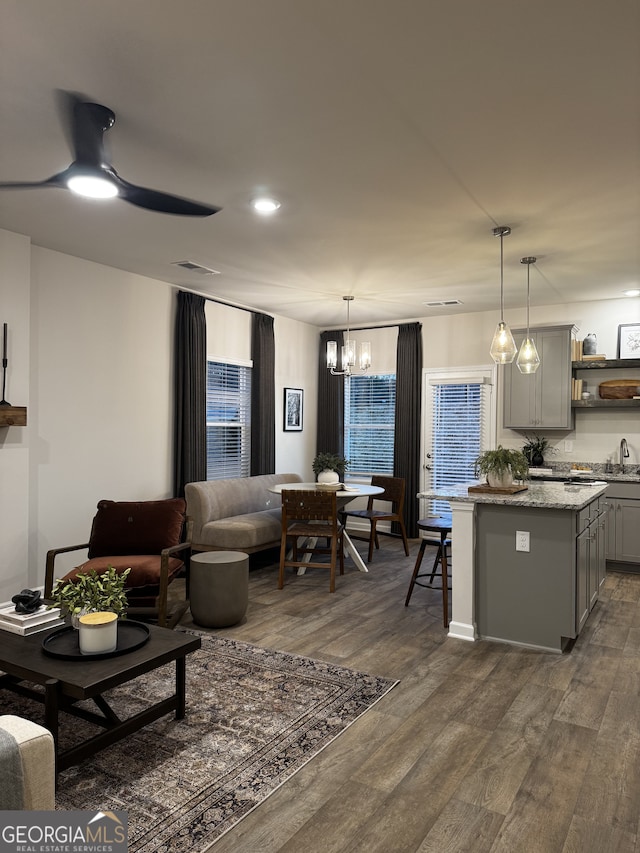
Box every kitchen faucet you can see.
[620,437,630,472]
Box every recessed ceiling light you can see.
[251,197,281,214]
[623,289,640,297]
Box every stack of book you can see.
[0,603,65,635]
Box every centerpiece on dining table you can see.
[312,452,349,489]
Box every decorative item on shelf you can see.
[582,333,597,356]
[48,565,130,628]
[474,446,529,489]
[312,452,349,484]
[598,379,640,399]
[617,323,640,359]
[516,257,540,374]
[522,434,551,467]
[489,225,517,365]
[326,296,371,377]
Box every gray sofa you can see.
[185,473,302,553]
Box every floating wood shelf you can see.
[572,399,640,409]
[0,406,27,426]
[572,358,640,370]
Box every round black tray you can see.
[42,620,150,660]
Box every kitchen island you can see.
[418,480,608,652]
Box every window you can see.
[424,369,494,514]
[344,374,396,476]
[206,360,251,480]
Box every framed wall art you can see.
[283,387,303,431]
[617,324,640,359]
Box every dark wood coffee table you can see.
[0,622,201,776]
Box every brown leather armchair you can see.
[44,498,192,628]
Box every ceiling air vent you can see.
[423,299,463,307]
[171,260,221,276]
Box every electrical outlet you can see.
[564,440,573,452]
[516,531,530,552]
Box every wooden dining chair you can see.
[278,489,344,592]
[340,475,410,562]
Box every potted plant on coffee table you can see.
[312,452,349,485]
[49,566,130,654]
[475,446,529,489]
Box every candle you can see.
[2,324,6,361]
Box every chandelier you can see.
[327,296,371,377]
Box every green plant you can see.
[312,452,349,477]
[522,433,552,463]
[49,566,131,618]
[475,446,529,482]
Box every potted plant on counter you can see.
[522,433,551,467]
[312,452,349,485]
[475,446,529,489]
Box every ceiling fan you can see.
[0,90,221,217]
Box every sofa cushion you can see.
[199,509,283,550]
[88,498,186,558]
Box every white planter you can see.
[487,470,514,489]
[317,469,340,485]
[78,611,118,655]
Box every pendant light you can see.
[327,296,371,377]
[489,225,517,364]
[516,257,540,374]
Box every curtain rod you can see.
[178,286,270,317]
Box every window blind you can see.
[430,381,489,514]
[344,374,396,476]
[206,360,251,480]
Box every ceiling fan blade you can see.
[56,89,113,167]
[113,173,221,217]
[0,172,68,190]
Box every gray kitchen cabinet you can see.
[605,483,640,567]
[475,493,603,650]
[503,324,575,430]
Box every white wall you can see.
[0,230,31,598]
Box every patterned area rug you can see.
[6,634,397,851]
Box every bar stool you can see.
[405,515,452,627]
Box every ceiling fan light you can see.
[490,321,517,364]
[67,173,118,199]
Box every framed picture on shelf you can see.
[283,387,303,431]
[617,324,640,359]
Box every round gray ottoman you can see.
[190,551,249,628]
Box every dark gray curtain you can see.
[394,322,423,537]
[317,330,344,456]
[173,291,207,497]
[250,312,275,475]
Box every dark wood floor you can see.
[177,539,640,853]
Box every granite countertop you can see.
[419,480,608,510]
[529,468,640,484]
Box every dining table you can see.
[269,481,384,574]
